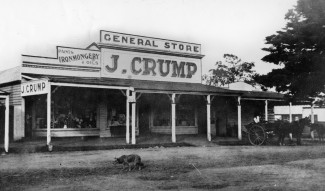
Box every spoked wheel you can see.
[248,124,266,146]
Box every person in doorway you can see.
[254,116,260,123]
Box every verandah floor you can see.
[0,134,244,154]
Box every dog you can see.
[114,154,144,171]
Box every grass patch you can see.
[192,183,229,189]
[138,174,176,181]
[157,185,179,190]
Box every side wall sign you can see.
[21,80,49,96]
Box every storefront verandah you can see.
[21,74,256,146]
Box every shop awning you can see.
[240,91,284,100]
[22,74,284,99]
[22,74,241,95]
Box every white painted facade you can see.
[274,105,325,122]
[302,107,325,122]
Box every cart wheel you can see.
[248,125,266,146]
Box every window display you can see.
[108,112,126,126]
[107,91,127,127]
[153,109,170,126]
[51,87,98,129]
[152,96,195,127]
[153,97,171,126]
[106,92,128,136]
[176,105,195,126]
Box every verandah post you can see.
[21,97,25,141]
[237,96,242,140]
[131,91,136,144]
[47,83,51,146]
[265,100,268,121]
[126,89,130,144]
[311,102,315,140]
[171,93,176,143]
[4,95,9,153]
[289,102,292,123]
[207,95,211,141]
[289,102,293,140]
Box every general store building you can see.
[0,31,283,151]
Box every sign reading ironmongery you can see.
[57,47,100,67]
[21,80,49,96]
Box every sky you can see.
[0,0,297,75]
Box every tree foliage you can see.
[203,54,256,86]
[254,0,325,102]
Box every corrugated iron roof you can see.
[0,66,21,84]
[24,74,242,95]
[240,90,283,99]
[20,73,284,99]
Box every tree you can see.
[254,0,325,102]
[203,54,256,86]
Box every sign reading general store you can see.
[100,31,201,55]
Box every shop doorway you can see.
[24,96,34,139]
[106,89,127,137]
[138,102,150,135]
[24,95,47,139]
[198,106,207,134]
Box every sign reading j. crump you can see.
[100,31,201,55]
[101,49,201,83]
[57,47,100,67]
[21,80,49,97]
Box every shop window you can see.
[282,115,289,121]
[152,102,195,127]
[107,91,127,127]
[153,104,170,126]
[280,114,310,122]
[51,87,98,129]
[293,114,302,121]
[309,114,318,122]
[176,104,195,126]
[108,108,127,126]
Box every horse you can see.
[273,117,310,146]
[310,123,325,142]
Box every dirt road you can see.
[1,145,325,190]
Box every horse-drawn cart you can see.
[244,118,310,146]
[244,122,274,145]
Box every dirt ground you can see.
[1,144,325,191]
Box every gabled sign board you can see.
[100,31,201,55]
[57,47,100,68]
[22,31,203,84]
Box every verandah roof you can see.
[22,74,284,100]
[239,90,284,100]
[23,74,240,95]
